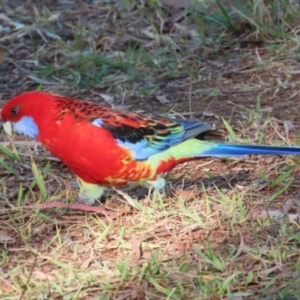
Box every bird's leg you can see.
[145,177,166,199]
[76,177,105,205]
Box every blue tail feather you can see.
[200,143,300,157]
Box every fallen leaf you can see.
[32,271,56,281]
[283,120,294,136]
[0,13,11,23]
[99,93,114,104]
[155,94,169,104]
[131,238,144,260]
[282,199,293,213]
[0,280,14,293]
[0,230,15,243]
[81,257,94,269]
[249,209,300,223]
[174,189,197,200]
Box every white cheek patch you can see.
[12,116,39,139]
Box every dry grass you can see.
[1,0,300,299]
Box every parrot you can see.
[1,91,300,205]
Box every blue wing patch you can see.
[91,118,103,127]
[116,139,156,160]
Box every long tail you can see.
[198,143,300,157]
[148,140,300,176]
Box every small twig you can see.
[2,202,127,221]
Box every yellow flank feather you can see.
[147,139,214,174]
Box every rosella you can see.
[1,91,300,204]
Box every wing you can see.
[53,96,213,161]
[96,116,211,160]
[90,110,213,160]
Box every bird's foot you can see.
[77,177,105,205]
[145,178,166,190]
[144,178,166,200]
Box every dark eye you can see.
[11,106,19,116]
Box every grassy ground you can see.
[1,0,300,299]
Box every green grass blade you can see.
[31,161,48,200]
